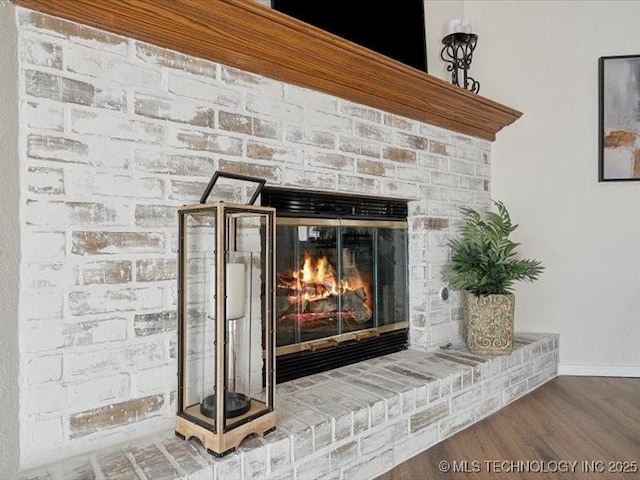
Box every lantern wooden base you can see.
[175,400,276,457]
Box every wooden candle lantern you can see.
[175,172,276,456]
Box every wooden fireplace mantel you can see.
[13,0,522,141]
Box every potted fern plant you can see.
[444,201,544,355]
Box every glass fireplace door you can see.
[275,218,407,350]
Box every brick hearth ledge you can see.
[17,333,558,480]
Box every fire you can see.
[278,253,371,308]
[295,255,339,301]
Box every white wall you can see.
[0,1,21,475]
[465,0,640,374]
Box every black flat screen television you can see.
[271,0,428,73]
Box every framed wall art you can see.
[599,55,640,181]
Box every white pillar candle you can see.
[225,262,246,320]
[208,260,246,321]
[447,19,463,35]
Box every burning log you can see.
[352,286,366,301]
[306,297,338,314]
[341,289,371,324]
[276,253,372,326]
[279,288,371,325]
[279,312,340,324]
[276,296,291,317]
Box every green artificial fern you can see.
[444,201,544,296]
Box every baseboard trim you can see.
[558,364,640,377]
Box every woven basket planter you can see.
[463,291,514,355]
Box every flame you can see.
[278,253,372,310]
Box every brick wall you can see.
[15,7,492,468]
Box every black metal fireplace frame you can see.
[261,187,409,383]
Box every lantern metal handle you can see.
[200,171,267,206]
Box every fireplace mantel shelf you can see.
[13,0,521,141]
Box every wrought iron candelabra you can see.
[440,33,480,94]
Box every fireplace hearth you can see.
[261,188,409,383]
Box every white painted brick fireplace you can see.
[1,5,558,479]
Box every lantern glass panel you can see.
[224,210,271,431]
[181,210,218,428]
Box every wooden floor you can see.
[378,376,640,480]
